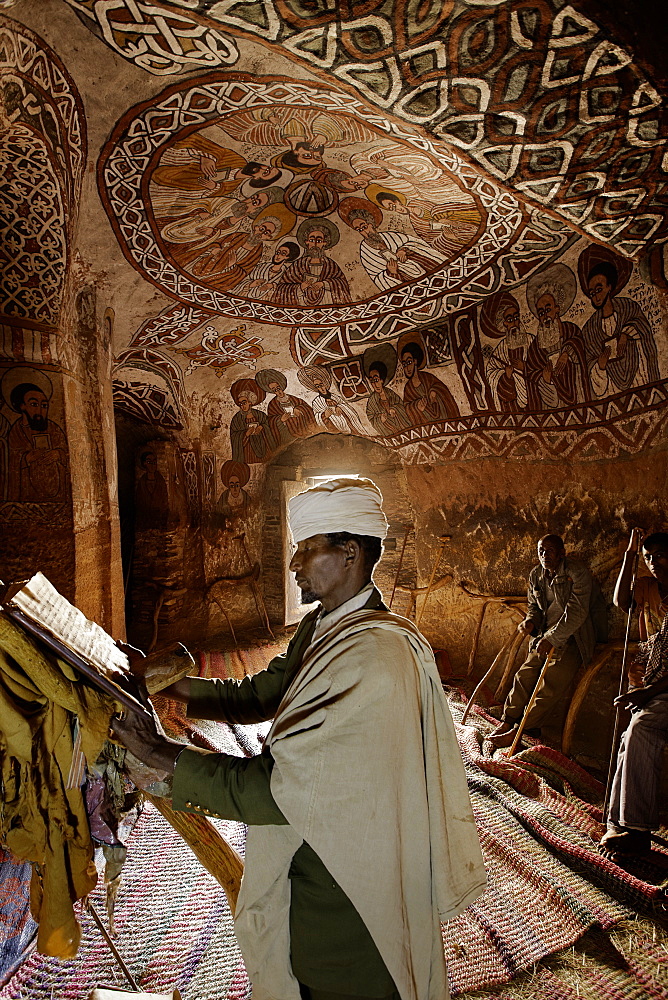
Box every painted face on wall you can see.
[369,371,385,392]
[237,392,255,412]
[244,191,269,212]
[305,230,328,256]
[228,476,241,497]
[587,273,612,310]
[502,304,521,335]
[252,164,281,182]
[272,245,291,264]
[295,146,323,167]
[21,389,49,431]
[253,220,278,241]
[352,217,375,239]
[401,351,416,378]
[536,293,560,326]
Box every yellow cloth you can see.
[0,615,120,957]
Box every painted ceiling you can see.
[2,1,668,483]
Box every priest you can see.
[112,478,485,1000]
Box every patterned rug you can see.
[2,655,667,998]
[197,641,288,682]
[0,850,37,985]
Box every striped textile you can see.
[2,664,667,998]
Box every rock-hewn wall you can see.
[405,449,668,678]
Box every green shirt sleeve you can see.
[172,746,287,825]
[185,612,318,725]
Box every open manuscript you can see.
[0,572,150,716]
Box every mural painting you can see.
[0,366,69,503]
[215,459,251,522]
[145,106,483,312]
[96,74,666,470]
[74,0,668,257]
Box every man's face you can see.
[253,164,280,182]
[244,192,269,212]
[311,375,326,393]
[369,371,384,393]
[537,294,559,327]
[305,230,327,255]
[587,273,612,310]
[21,390,48,431]
[296,146,323,166]
[238,394,252,412]
[228,476,241,497]
[537,537,565,573]
[289,533,347,606]
[352,218,374,239]
[502,305,521,335]
[643,543,668,585]
[253,219,277,242]
[401,351,416,378]
[272,245,291,264]
[343,176,368,191]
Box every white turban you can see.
[288,477,389,543]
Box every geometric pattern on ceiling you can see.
[99,75,531,331]
[68,0,668,257]
[0,15,87,329]
[0,15,86,214]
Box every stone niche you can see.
[262,432,415,628]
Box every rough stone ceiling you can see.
[3,0,668,467]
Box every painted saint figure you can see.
[297,366,366,435]
[579,255,659,397]
[187,206,295,292]
[255,369,315,447]
[275,220,351,307]
[5,372,69,502]
[215,460,251,520]
[362,344,411,436]
[398,338,459,424]
[524,264,590,409]
[237,242,301,300]
[229,379,273,464]
[339,199,447,292]
[481,292,530,413]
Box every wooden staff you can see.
[389,524,411,610]
[462,630,517,724]
[416,535,451,628]
[506,649,555,756]
[603,544,640,819]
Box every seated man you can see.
[489,534,599,748]
[113,478,485,1000]
[601,528,668,856]
[614,528,668,641]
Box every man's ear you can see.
[343,539,362,566]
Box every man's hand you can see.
[615,686,653,711]
[111,700,184,774]
[626,527,643,554]
[517,619,534,636]
[535,636,553,656]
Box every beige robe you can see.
[234,608,485,1000]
